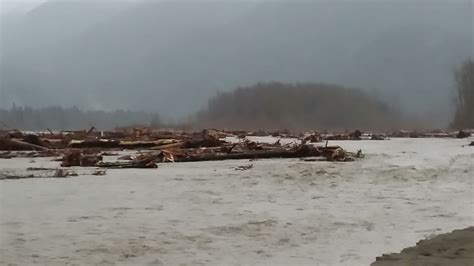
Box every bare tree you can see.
[453,59,474,128]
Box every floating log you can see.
[173,145,321,162]
[97,159,157,169]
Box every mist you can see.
[1,2,474,264]
[1,0,472,129]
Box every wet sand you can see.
[372,227,474,266]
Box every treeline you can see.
[0,106,162,131]
[195,82,412,131]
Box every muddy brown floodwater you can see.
[0,138,473,265]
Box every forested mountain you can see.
[1,0,472,127]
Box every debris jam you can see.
[1,127,471,176]
[0,128,372,172]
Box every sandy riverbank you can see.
[372,226,474,266]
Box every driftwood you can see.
[118,141,163,149]
[97,155,157,168]
[0,152,13,159]
[1,128,362,168]
[173,145,321,162]
[69,140,120,149]
[97,160,157,169]
[323,130,362,141]
[0,138,49,151]
[234,164,254,171]
[457,130,471,139]
[61,150,102,167]
[70,139,181,150]
[91,170,107,176]
[150,141,185,150]
[158,144,355,163]
[371,135,386,140]
[303,134,321,143]
[22,134,47,147]
[183,136,223,149]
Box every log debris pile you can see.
[300,129,474,141]
[387,129,473,139]
[152,142,353,163]
[0,127,363,170]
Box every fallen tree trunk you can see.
[70,139,181,149]
[183,136,223,148]
[0,138,49,151]
[174,145,320,162]
[118,141,164,149]
[150,141,185,150]
[97,160,157,169]
[69,140,120,149]
[97,155,157,168]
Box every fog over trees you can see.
[0,106,161,131]
[1,0,472,128]
[195,82,414,131]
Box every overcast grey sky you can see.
[0,0,140,14]
[1,0,472,126]
[1,0,260,14]
[1,0,44,13]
